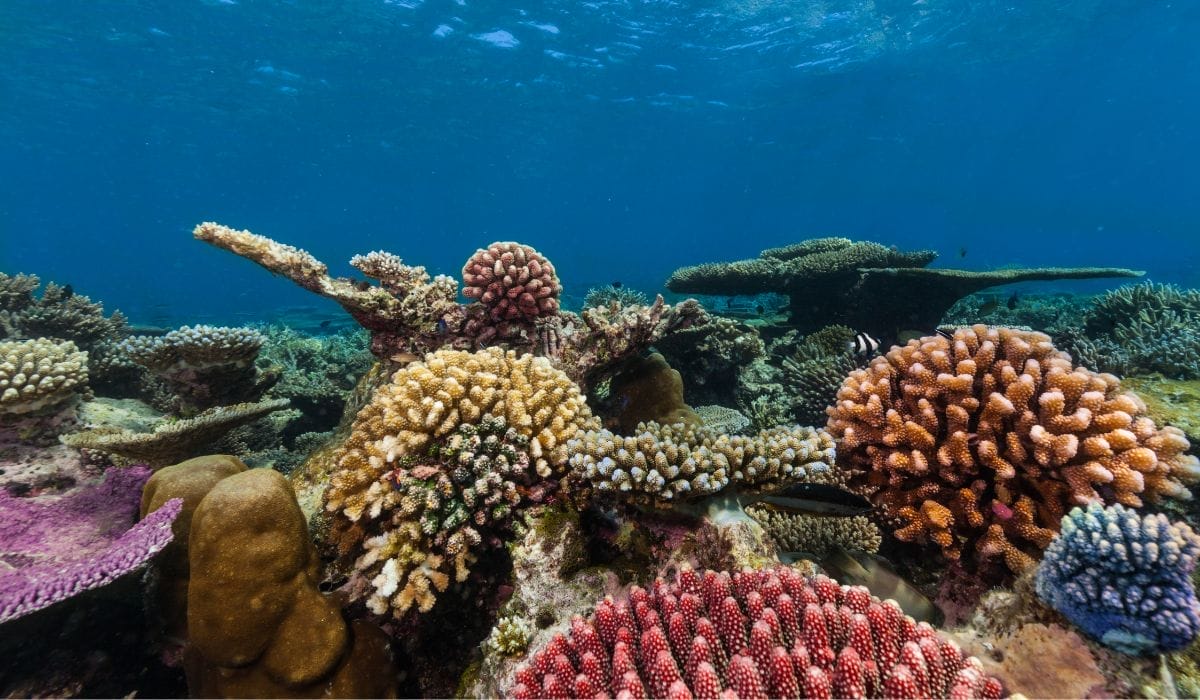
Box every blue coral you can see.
[1035,503,1200,655]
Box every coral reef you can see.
[960,622,1109,698]
[510,566,1005,699]
[778,326,861,426]
[567,421,837,508]
[583,285,649,309]
[324,348,595,616]
[139,454,249,640]
[942,292,1091,334]
[694,404,751,434]
[185,468,395,697]
[667,236,1142,333]
[1077,282,1200,379]
[0,338,90,443]
[61,398,291,466]
[748,506,883,557]
[653,315,764,406]
[1122,375,1200,445]
[827,325,1200,575]
[462,241,561,331]
[603,352,700,432]
[120,324,275,413]
[1035,502,1200,655]
[0,466,180,623]
[0,273,128,347]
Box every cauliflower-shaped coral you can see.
[827,325,1200,574]
[1035,503,1200,655]
[0,338,88,417]
[461,242,561,322]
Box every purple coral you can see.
[1035,502,1200,655]
[0,466,181,623]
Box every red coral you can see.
[462,241,561,323]
[509,566,1003,699]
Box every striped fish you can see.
[847,331,880,356]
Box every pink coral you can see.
[462,242,562,323]
[509,566,1004,699]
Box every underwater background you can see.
[3,0,1200,324]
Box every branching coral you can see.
[1078,282,1200,379]
[120,325,274,413]
[509,566,1004,699]
[0,273,128,347]
[0,338,89,418]
[667,236,1141,333]
[778,326,861,426]
[653,315,764,406]
[748,506,883,558]
[324,348,595,616]
[567,421,837,508]
[827,325,1200,575]
[462,242,562,324]
[583,285,649,309]
[1035,503,1200,655]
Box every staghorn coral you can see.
[185,468,395,698]
[667,236,1141,333]
[0,466,180,624]
[120,324,275,413]
[0,338,89,419]
[748,506,883,558]
[509,566,1004,699]
[1035,503,1200,655]
[61,398,291,466]
[462,241,562,324]
[324,348,595,616]
[567,421,837,508]
[1079,282,1200,379]
[541,294,709,391]
[827,325,1200,575]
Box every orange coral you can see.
[827,325,1200,575]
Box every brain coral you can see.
[827,324,1200,574]
[324,347,595,615]
[461,242,561,322]
[1036,503,1200,656]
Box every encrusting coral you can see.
[603,352,700,433]
[748,506,883,558]
[324,347,596,616]
[1035,503,1200,656]
[827,324,1200,575]
[0,466,180,624]
[666,236,1142,333]
[120,324,275,413]
[567,421,837,508]
[509,565,1005,699]
[185,468,395,698]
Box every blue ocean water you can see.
[2,0,1198,325]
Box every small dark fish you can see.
[934,327,955,340]
[61,284,74,299]
[354,280,372,292]
[611,280,623,289]
[978,298,1000,314]
[755,304,765,315]
[847,331,880,356]
[959,246,967,258]
[1006,292,1019,310]
[319,320,331,328]
[436,318,449,334]
[810,548,941,625]
[751,483,872,518]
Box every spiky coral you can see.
[827,325,1200,575]
[324,348,595,616]
[1036,503,1200,655]
[567,421,837,508]
[1078,282,1200,379]
[510,566,1004,699]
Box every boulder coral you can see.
[826,325,1200,574]
[185,468,395,698]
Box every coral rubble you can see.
[827,324,1200,575]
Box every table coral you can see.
[509,565,1005,699]
[0,466,180,624]
[826,325,1200,575]
[567,421,837,508]
[324,347,596,616]
[1035,503,1200,655]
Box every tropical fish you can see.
[978,298,1000,314]
[1006,291,1019,310]
[748,483,872,518]
[61,284,74,299]
[611,280,623,289]
[319,320,331,329]
[847,331,880,356]
[782,548,941,624]
[391,352,420,364]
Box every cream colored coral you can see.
[0,338,88,416]
[567,421,837,506]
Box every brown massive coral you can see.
[826,325,1200,574]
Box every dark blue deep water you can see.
[2,1,1199,324]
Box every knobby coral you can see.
[1035,503,1200,655]
[324,347,595,616]
[0,338,89,418]
[0,466,181,624]
[462,242,562,323]
[827,325,1200,574]
[510,566,1004,699]
[567,421,836,508]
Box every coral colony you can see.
[4,231,1200,698]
